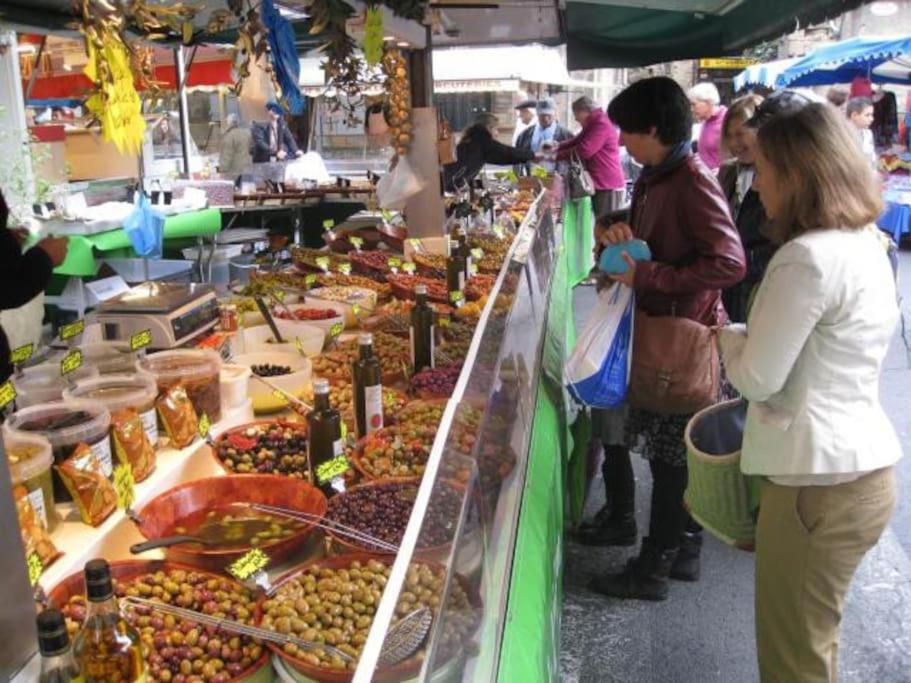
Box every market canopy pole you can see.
[175,46,192,177]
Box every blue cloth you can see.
[878,200,911,243]
[776,36,911,87]
[530,122,558,152]
[262,0,306,115]
[123,194,164,259]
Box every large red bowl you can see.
[133,474,327,570]
[48,560,271,682]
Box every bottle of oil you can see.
[446,238,466,308]
[352,333,383,437]
[73,559,145,683]
[308,378,346,497]
[410,285,435,373]
[451,223,472,279]
[37,608,82,683]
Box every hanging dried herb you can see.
[225,0,272,97]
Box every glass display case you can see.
[350,191,561,681]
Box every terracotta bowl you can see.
[133,474,326,570]
[210,419,309,477]
[48,560,271,682]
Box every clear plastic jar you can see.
[13,361,99,408]
[2,427,57,531]
[63,373,159,447]
[80,341,139,376]
[137,349,223,423]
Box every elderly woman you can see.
[588,77,745,600]
[718,103,900,682]
[443,113,535,192]
[689,82,727,172]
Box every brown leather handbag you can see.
[628,309,720,415]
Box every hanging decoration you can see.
[383,46,412,156]
[382,0,427,21]
[83,37,146,155]
[364,5,384,67]
[224,0,271,96]
[261,0,307,114]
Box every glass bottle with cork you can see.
[308,378,347,497]
[72,559,145,682]
[351,333,383,438]
[37,608,82,683]
[452,222,473,278]
[410,284,435,373]
[446,237,466,307]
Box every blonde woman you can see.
[717,103,901,682]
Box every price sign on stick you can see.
[449,291,465,307]
[130,329,152,352]
[316,455,350,485]
[0,380,16,409]
[227,549,269,581]
[402,262,416,274]
[60,350,83,376]
[198,413,211,440]
[322,219,335,231]
[409,238,424,253]
[316,256,330,272]
[27,552,43,587]
[338,263,352,275]
[349,236,364,251]
[11,343,33,365]
[305,274,317,288]
[59,320,85,342]
[113,464,135,510]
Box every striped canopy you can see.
[733,57,800,91]
[775,36,911,87]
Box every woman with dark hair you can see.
[587,77,745,601]
[442,113,535,192]
[718,103,899,682]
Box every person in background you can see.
[718,102,900,683]
[252,102,302,163]
[717,94,776,323]
[152,115,181,156]
[826,86,849,113]
[688,82,727,172]
[218,113,253,178]
[515,97,573,174]
[0,190,69,383]
[846,96,877,168]
[586,77,745,600]
[512,99,537,145]
[442,113,535,192]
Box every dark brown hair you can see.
[721,94,763,153]
[757,102,882,242]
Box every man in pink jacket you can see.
[553,96,627,218]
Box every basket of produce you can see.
[50,560,273,683]
[129,474,326,570]
[232,352,312,413]
[258,554,478,683]
[348,250,397,281]
[306,287,378,327]
[314,273,392,301]
[311,350,405,388]
[246,271,310,298]
[412,253,446,279]
[360,300,453,338]
[348,415,440,482]
[385,274,450,305]
[464,274,496,301]
[301,381,408,435]
[409,365,462,399]
[291,247,350,274]
[212,420,311,478]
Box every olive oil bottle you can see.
[352,333,383,437]
[446,238,466,308]
[37,608,83,683]
[308,378,346,497]
[410,285,435,373]
[72,559,145,683]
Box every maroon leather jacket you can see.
[630,154,746,325]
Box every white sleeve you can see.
[718,245,828,402]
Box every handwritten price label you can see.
[471,248,484,260]
[27,552,43,587]
[439,316,451,328]
[349,236,364,250]
[328,322,344,340]
[60,350,83,376]
[338,263,352,275]
[322,219,335,231]
[316,455,350,485]
[380,209,393,222]
[0,380,16,409]
[10,343,33,365]
[305,274,317,288]
[449,290,465,306]
[227,548,269,581]
[198,413,211,440]
[340,421,348,441]
[402,262,416,274]
[113,464,135,510]
[130,329,152,351]
[409,238,423,251]
[316,257,330,272]
[59,319,85,341]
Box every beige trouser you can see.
[755,466,896,683]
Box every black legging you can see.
[649,459,691,550]
[603,445,635,517]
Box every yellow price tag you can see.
[338,263,352,275]
[59,319,85,341]
[60,349,83,376]
[349,236,364,250]
[27,552,43,587]
[316,257,330,272]
[340,421,348,440]
[113,464,135,510]
[493,227,505,240]
[10,343,33,365]
[409,238,423,250]
[439,316,451,329]
[402,262,416,274]
[322,219,335,231]
[198,413,211,439]
[471,248,484,260]
[273,289,286,302]
[329,322,344,339]
[449,290,464,305]
[388,257,402,269]
[130,329,152,351]
[227,548,270,581]
[351,303,361,317]
[305,274,317,288]
[0,380,16,409]
[316,455,350,485]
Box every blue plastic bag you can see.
[599,238,651,274]
[123,192,165,259]
[565,282,634,409]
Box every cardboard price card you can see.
[198,413,211,440]
[0,380,16,409]
[316,454,350,485]
[227,548,270,581]
[27,552,43,587]
[113,464,135,510]
[59,319,85,341]
[130,329,152,351]
[60,349,83,376]
[10,343,34,365]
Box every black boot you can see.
[575,512,637,546]
[575,445,637,545]
[670,531,702,582]
[588,538,677,601]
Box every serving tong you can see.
[251,503,400,553]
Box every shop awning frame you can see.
[775,35,911,87]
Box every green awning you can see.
[565,0,868,69]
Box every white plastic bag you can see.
[376,156,425,210]
[565,282,634,409]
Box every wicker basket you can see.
[684,398,757,548]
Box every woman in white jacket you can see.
[717,103,901,682]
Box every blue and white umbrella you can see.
[775,35,911,87]
[733,57,800,91]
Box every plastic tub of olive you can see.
[683,398,758,550]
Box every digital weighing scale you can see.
[95,282,219,349]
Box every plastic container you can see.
[2,428,57,531]
[7,399,112,503]
[80,341,139,375]
[231,352,312,413]
[220,363,252,411]
[243,320,325,357]
[13,361,99,408]
[137,349,223,423]
[63,373,160,447]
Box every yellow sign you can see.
[60,319,85,341]
[113,464,135,510]
[322,219,335,231]
[305,274,317,288]
[493,227,506,240]
[0,380,16,409]
[338,263,352,275]
[409,238,423,251]
[198,413,211,440]
[349,236,364,250]
[402,262,416,274]
[471,248,484,260]
[227,548,269,581]
[449,290,464,305]
[316,455,349,484]
[130,329,152,351]
[698,57,756,69]
[84,37,146,155]
[316,256,330,272]
[10,343,34,365]
[27,552,43,587]
[60,350,83,376]
[328,322,344,339]
[388,257,402,269]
